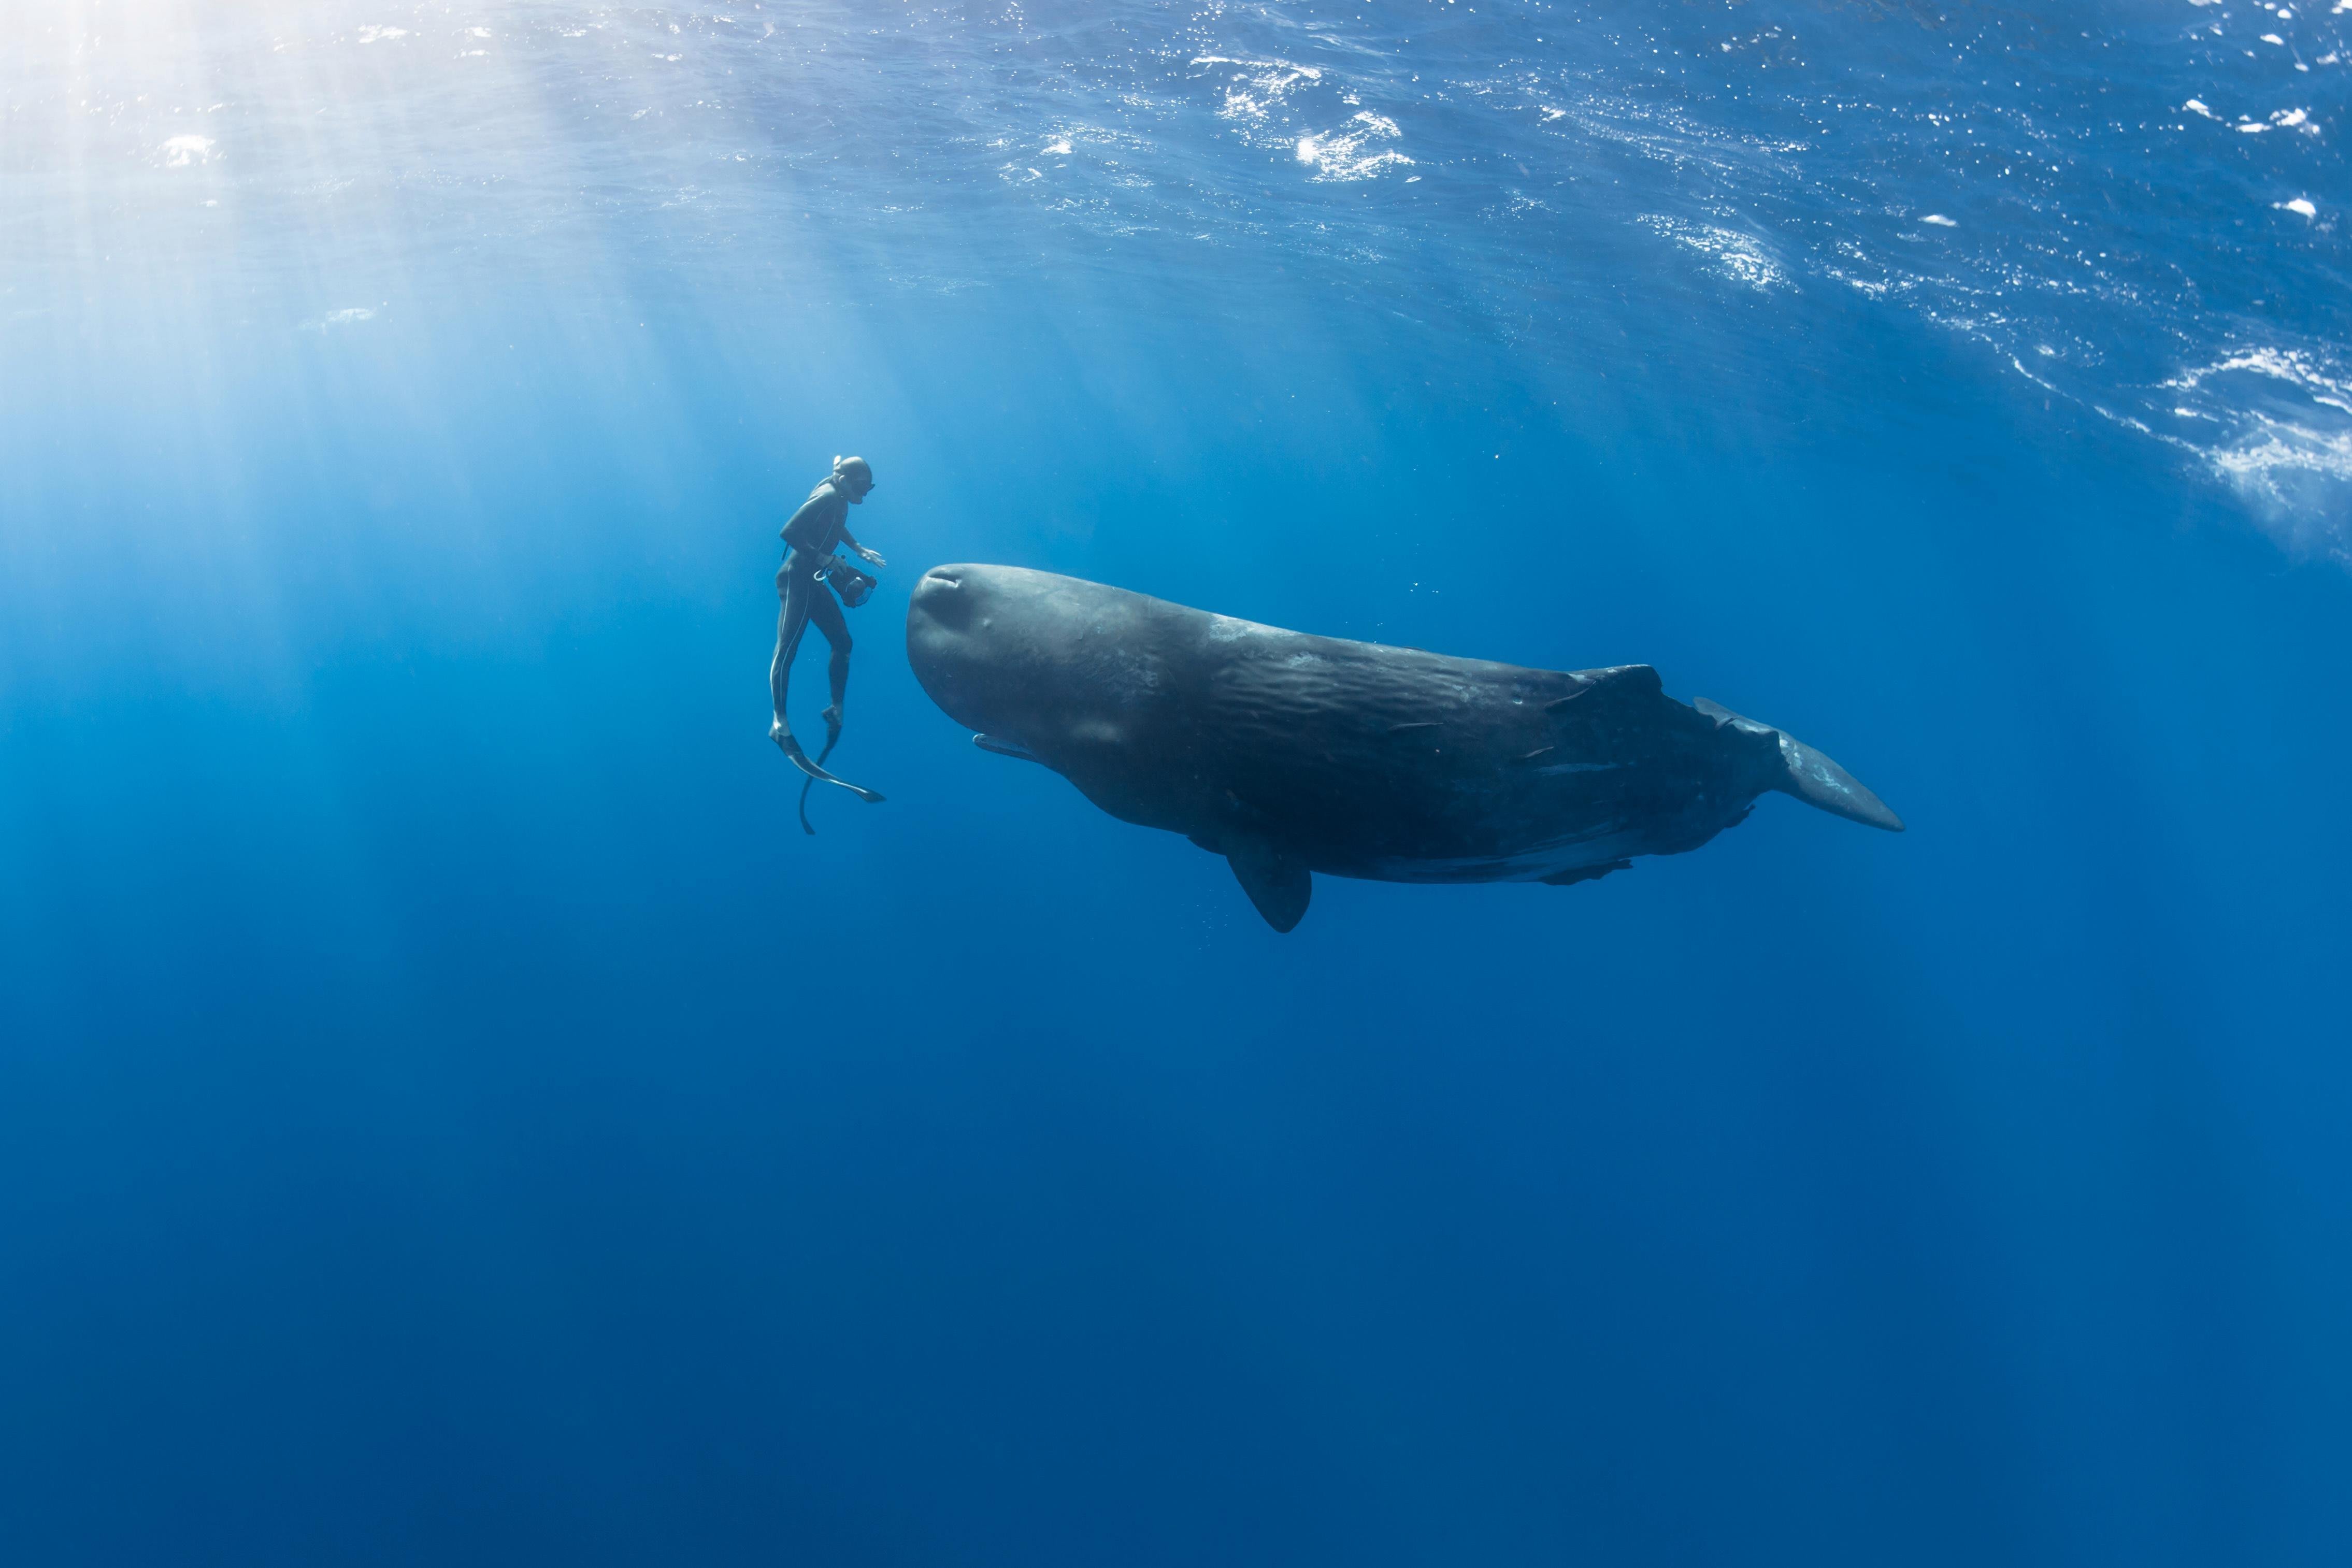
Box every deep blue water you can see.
[4,4,2350,1564]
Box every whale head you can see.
[905,563,1162,778]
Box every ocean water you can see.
[3,2,2349,1563]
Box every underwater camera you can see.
[818,557,878,609]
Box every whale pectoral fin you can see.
[1224,837,1312,933]
[1540,859,1630,887]
[973,732,1041,764]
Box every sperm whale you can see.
[906,565,1902,931]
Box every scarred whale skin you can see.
[906,564,1902,931]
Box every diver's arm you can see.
[839,528,886,567]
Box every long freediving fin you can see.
[796,724,844,836]
[776,732,885,810]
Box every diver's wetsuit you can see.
[769,479,857,742]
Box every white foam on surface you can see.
[1197,56,1324,123]
[2166,348,2352,414]
[158,135,216,167]
[2205,423,2352,554]
[1638,215,1791,293]
[2157,349,2352,555]
[1295,113,1411,182]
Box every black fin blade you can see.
[778,735,885,805]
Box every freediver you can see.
[770,454,888,819]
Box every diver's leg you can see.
[769,557,816,747]
[770,572,883,805]
[809,586,852,743]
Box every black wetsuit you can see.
[770,480,855,740]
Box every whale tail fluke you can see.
[1694,698,1905,833]
[1771,731,1905,831]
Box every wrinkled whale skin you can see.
[906,565,1901,928]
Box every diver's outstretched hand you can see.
[853,545,887,567]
